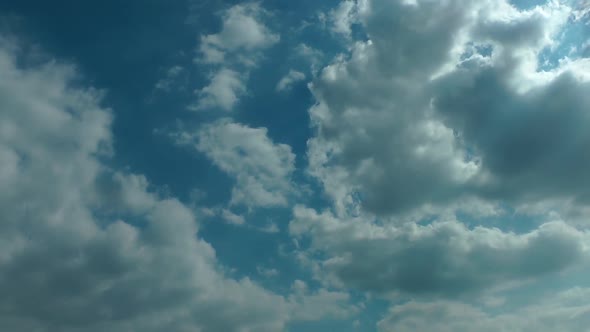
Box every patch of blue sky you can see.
[538,15,590,70]
[510,0,548,10]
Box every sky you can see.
[0,0,590,331]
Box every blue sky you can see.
[0,0,590,331]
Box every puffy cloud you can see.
[276,69,306,92]
[178,119,296,208]
[198,2,279,65]
[433,59,590,204]
[378,288,590,331]
[193,68,246,111]
[0,36,348,331]
[306,0,589,218]
[220,208,246,225]
[290,206,590,297]
[194,3,279,111]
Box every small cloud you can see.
[196,207,217,218]
[179,119,296,208]
[276,70,306,92]
[197,3,279,65]
[257,265,280,278]
[192,68,246,111]
[188,188,207,204]
[221,208,246,225]
[328,0,358,38]
[259,222,280,234]
[155,65,184,91]
[294,43,324,72]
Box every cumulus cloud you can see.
[290,206,590,297]
[378,288,590,331]
[194,2,279,111]
[177,119,296,208]
[0,36,349,331]
[221,208,246,225]
[198,2,279,65]
[193,68,246,111]
[276,69,306,91]
[305,0,590,218]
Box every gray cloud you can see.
[433,65,590,204]
[290,206,590,297]
[378,288,590,331]
[306,0,586,217]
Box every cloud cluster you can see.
[306,0,589,217]
[195,3,279,111]
[179,3,298,215]
[0,37,348,331]
[291,2,590,327]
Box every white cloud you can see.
[574,0,590,21]
[178,119,296,208]
[295,43,323,62]
[194,3,279,111]
[221,208,245,225]
[198,2,279,65]
[193,68,246,111]
[276,69,306,92]
[328,0,358,38]
[259,222,280,234]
